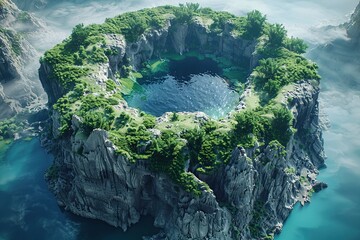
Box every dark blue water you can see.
[0,138,159,240]
[126,57,240,118]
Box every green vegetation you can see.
[250,21,318,102]
[182,121,234,174]
[170,112,179,122]
[0,119,25,160]
[0,119,24,140]
[106,79,117,91]
[150,130,205,196]
[17,12,32,23]
[46,164,59,180]
[285,37,308,54]
[234,106,293,148]
[0,27,22,56]
[174,3,201,23]
[243,10,267,39]
[265,24,287,50]
[284,167,296,175]
[0,139,12,161]
[249,200,266,238]
[42,5,319,197]
[254,49,320,101]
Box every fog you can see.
[29,0,358,51]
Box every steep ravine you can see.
[41,15,325,240]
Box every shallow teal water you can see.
[277,124,360,240]
[0,138,159,240]
[276,42,360,240]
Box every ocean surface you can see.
[276,40,360,239]
[0,138,159,240]
[125,57,240,118]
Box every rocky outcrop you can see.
[190,80,326,239]
[0,0,46,120]
[106,18,258,72]
[347,2,360,44]
[0,0,45,37]
[49,122,232,239]
[42,15,325,240]
[0,27,40,119]
[38,61,65,106]
[287,81,326,169]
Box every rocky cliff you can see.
[347,1,360,44]
[209,81,325,238]
[0,0,45,119]
[117,17,256,72]
[42,11,325,240]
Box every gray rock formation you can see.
[347,2,360,43]
[0,0,45,120]
[49,125,232,239]
[109,19,257,72]
[42,16,325,240]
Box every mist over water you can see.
[30,0,358,51]
[2,0,360,239]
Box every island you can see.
[39,4,326,239]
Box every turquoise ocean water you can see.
[276,42,360,239]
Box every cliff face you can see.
[49,122,232,239]
[42,18,325,239]
[0,0,45,120]
[347,2,360,44]
[121,18,257,71]
[211,81,325,238]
